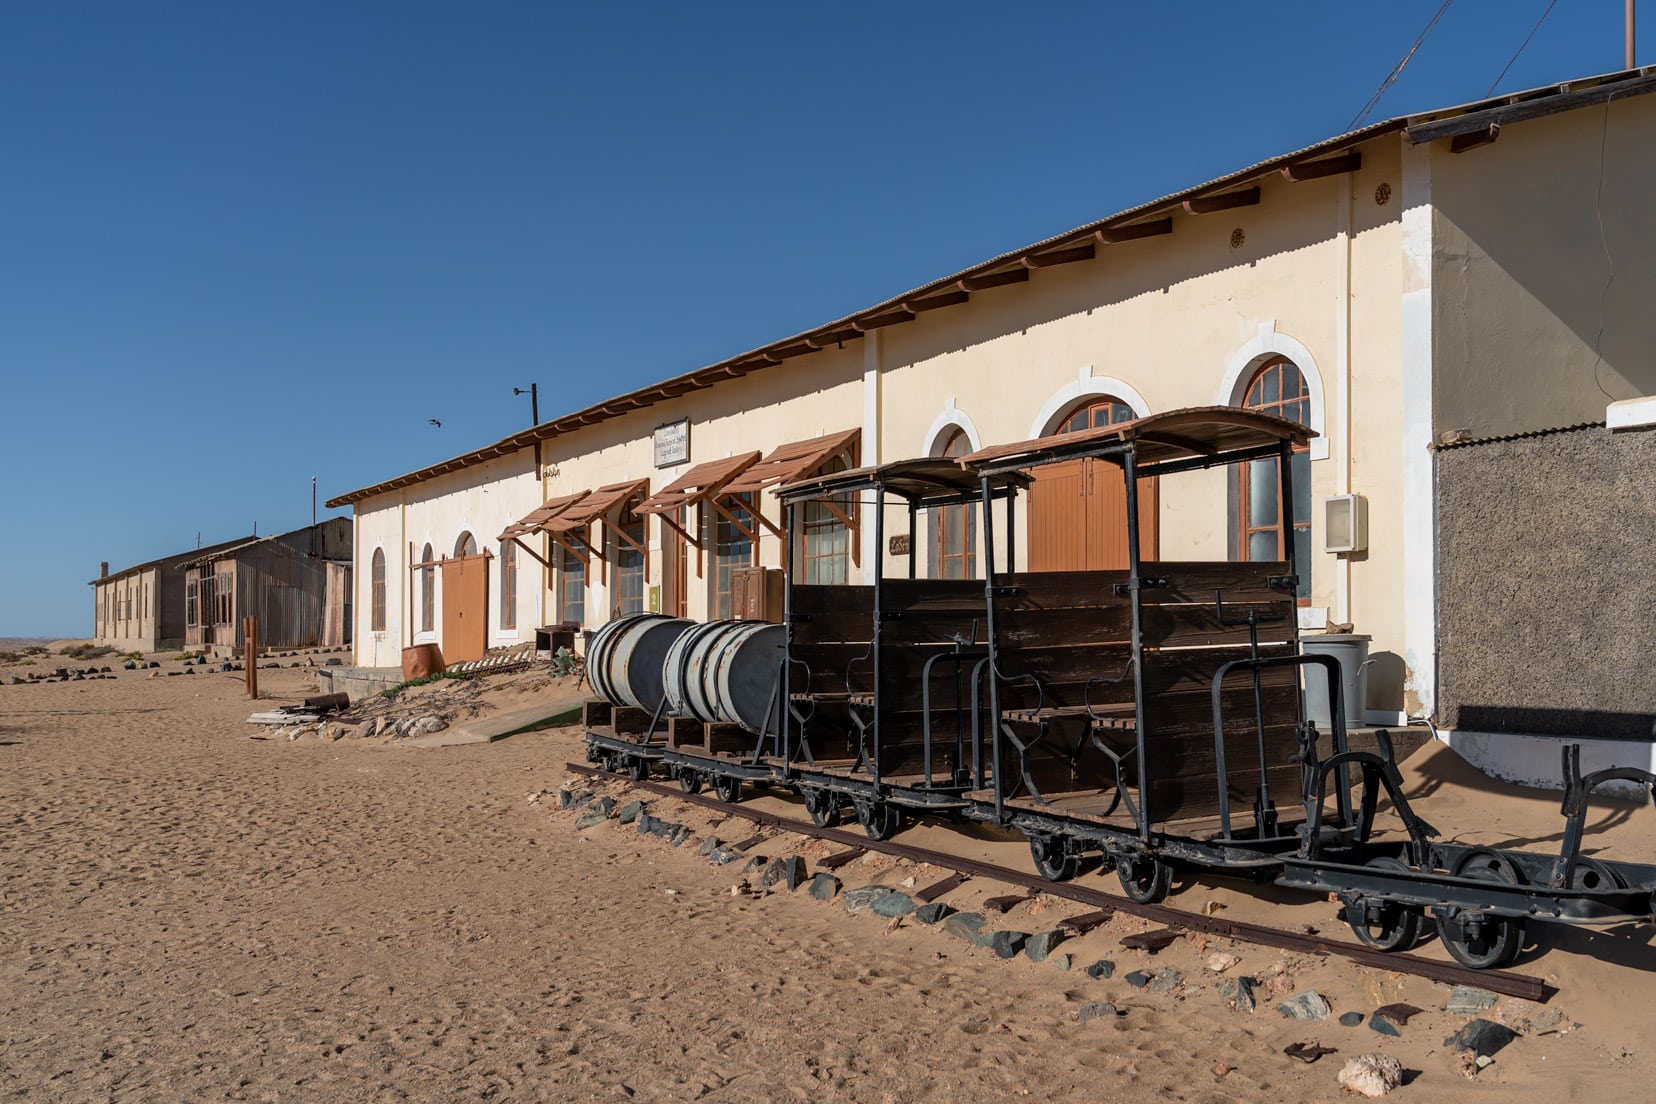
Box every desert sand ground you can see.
[1,648,1653,1103]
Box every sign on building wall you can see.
[653,418,690,468]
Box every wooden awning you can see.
[723,429,861,497]
[961,407,1315,475]
[635,452,760,516]
[498,491,590,541]
[779,458,1027,506]
[545,478,650,534]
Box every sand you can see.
[1,649,1653,1102]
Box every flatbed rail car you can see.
[771,459,1027,837]
[956,407,1358,898]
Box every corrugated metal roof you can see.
[325,66,1656,509]
[90,533,257,586]
[1432,421,1605,451]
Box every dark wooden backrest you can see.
[991,561,1303,821]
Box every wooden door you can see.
[1028,460,1158,571]
[441,554,489,663]
[1026,459,1088,571]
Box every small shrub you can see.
[381,671,468,700]
[58,643,114,659]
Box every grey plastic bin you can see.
[1301,634,1371,729]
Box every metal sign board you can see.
[654,419,690,468]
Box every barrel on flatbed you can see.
[586,614,695,714]
[664,619,786,733]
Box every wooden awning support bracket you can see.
[599,514,651,583]
[509,536,555,571]
[656,509,701,551]
[547,530,593,568]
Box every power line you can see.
[1347,1,1456,131]
[1485,0,1562,98]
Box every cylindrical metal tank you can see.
[586,614,695,713]
[1301,633,1372,729]
[662,620,785,732]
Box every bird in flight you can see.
[429,419,442,428]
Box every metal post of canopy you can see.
[1124,449,1151,843]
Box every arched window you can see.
[453,531,477,558]
[1057,396,1137,435]
[934,428,976,579]
[420,543,434,633]
[1239,357,1312,601]
[558,546,585,626]
[713,493,756,619]
[612,503,646,617]
[801,454,852,585]
[370,548,386,631]
[498,541,517,630]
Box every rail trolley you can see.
[583,407,1656,969]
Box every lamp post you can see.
[514,384,539,427]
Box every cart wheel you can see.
[805,790,840,828]
[1567,856,1624,891]
[677,770,703,795]
[626,756,651,782]
[856,800,902,841]
[711,774,743,804]
[1345,857,1423,952]
[585,742,604,764]
[1029,835,1081,883]
[1438,850,1525,969]
[1116,853,1172,904]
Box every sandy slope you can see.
[1,656,1652,1103]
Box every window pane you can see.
[1291,452,1312,526]
[1261,367,1280,405]
[1293,527,1312,599]
[1248,530,1279,561]
[1248,459,1279,527]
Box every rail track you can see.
[563,761,1549,1001]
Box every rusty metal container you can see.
[401,643,445,681]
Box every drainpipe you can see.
[1334,172,1354,626]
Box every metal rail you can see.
[562,762,1548,1001]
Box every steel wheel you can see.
[711,774,743,804]
[1568,856,1624,892]
[805,790,840,828]
[1029,834,1081,883]
[627,757,651,782]
[1345,856,1423,952]
[856,800,902,841]
[1438,849,1526,969]
[677,770,702,795]
[1115,853,1172,904]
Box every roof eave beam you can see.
[958,268,1029,292]
[1280,151,1362,182]
[1095,218,1173,244]
[1182,187,1261,215]
[1449,124,1501,154]
[1022,243,1096,269]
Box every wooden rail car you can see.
[585,407,1656,969]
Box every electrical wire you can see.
[1347,0,1456,131]
[1484,0,1562,98]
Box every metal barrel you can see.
[587,614,694,712]
[663,620,730,720]
[708,622,787,732]
[683,620,755,723]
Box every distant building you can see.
[181,519,354,653]
[90,534,255,653]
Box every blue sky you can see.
[0,1,1638,636]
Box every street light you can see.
[513,384,539,427]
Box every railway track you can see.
[563,762,1549,1001]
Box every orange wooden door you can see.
[1028,459,1157,571]
[441,554,489,663]
[1026,459,1088,571]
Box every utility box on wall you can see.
[730,566,785,623]
[1324,494,1368,554]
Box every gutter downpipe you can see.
[1334,169,1354,626]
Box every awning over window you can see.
[544,479,650,534]
[722,429,860,497]
[635,452,760,517]
[498,491,590,542]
